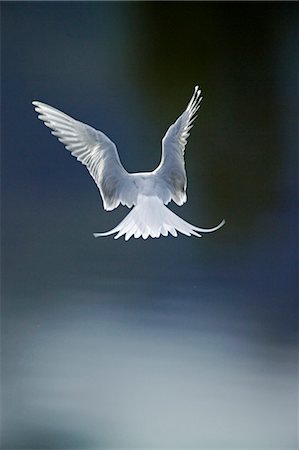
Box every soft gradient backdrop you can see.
[2,2,298,449]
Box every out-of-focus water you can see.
[2,287,297,447]
[2,2,298,448]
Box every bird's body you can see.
[33,86,225,240]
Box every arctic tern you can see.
[33,86,225,240]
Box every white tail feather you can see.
[93,196,225,240]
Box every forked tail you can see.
[93,195,225,241]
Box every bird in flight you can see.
[32,86,225,240]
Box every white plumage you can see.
[32,86,225,240]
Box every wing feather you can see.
[154,86,202,206]
[32,101,138,210]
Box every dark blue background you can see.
[2,2,298,448]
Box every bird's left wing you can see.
[154,86,202,206]
[32,101,138,210]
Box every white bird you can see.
[32,86,225,240]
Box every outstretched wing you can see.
[154,86,202,206]
[32,101,138,210]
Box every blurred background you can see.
[1,2,298,448]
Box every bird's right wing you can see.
[154,86,202,206]
[32,101,138,210]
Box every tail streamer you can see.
[94,195,225,241]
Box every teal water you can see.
[2,2,297,448]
